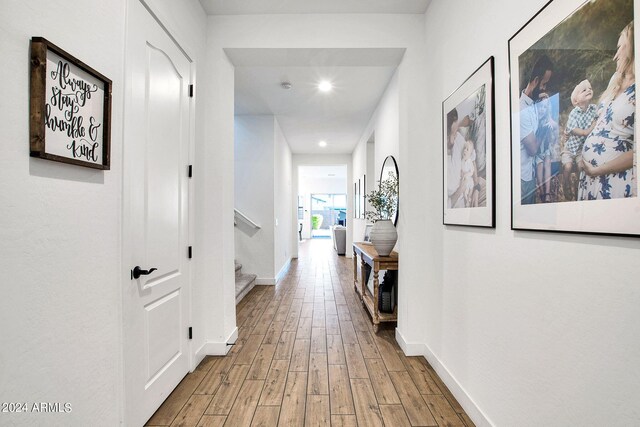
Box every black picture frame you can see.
[354,181,359,219]
[508,0,638,237]
[442,57,495,228]
[360,174,366,219]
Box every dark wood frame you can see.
[442,56,496,228]
[508,0,639,237]
[30,37,112,170]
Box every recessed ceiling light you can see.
[318,141,327,148]
[318,80,333,92]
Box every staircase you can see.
[235,260,257,304]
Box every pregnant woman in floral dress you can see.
[579,21,636,200]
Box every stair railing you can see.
[234,208,261,230]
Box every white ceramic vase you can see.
[369,219,397,257]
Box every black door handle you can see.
[131,266,158,280]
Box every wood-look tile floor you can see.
[146,239,474,427]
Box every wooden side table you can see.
[352,242,398,333]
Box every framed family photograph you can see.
[360,174,366,219]
[509,0,639,236]
[30,37,112,169]
[442,57,495,227]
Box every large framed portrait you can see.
[442,57,495,228]
[509,0,639,236]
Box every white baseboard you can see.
[195,327,238,358]
[395,328,426,356]
[394,329,493,427]
[193,346,207,370]
[255,257,292,285]
[226,327,238,345]
[275,258,292,283]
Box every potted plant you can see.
[364,171,398,256]
[311,214,323,230]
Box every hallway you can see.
[146,239,473,427]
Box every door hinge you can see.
[189,84,194,98]
[188,164,193,178]
[188,246,193,259]
[188,327,193,340]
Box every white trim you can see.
[423,343,494,427]
[195,327,238,357]
[255,278,276,285]
[234,208,261,229]
[192,344,206,371]
[275,258,292,283]
[394,328,493,426]
[395,328,425,356]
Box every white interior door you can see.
[123,1,192,425]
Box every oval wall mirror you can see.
[379,155,399,226]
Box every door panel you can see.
[145,290,181,385]
[146,43,182,274]
[142,42,184,290]
[123,1,191,425]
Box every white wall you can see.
[234,115,276,281]
[352,138,369,241]
[274,118,293,279]
[202,19,237,354]
[0,1,125,425]
[207,13,424,266]
[415,1,640,426]
[352,70,401,242]
[234,115,293,283]
[0,0,209,424]
[299,176,347,195]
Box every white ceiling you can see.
[199,0,431,15]
[229,48,405,154]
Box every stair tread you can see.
[235,262,242,272]
[235,273,257,296]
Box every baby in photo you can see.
[562,79,598,200]
[461,139,477,206]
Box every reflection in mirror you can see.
[379,155,399,226]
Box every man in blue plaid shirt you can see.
[561,79,598,200]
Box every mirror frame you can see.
[379,155,399,226]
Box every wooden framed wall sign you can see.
[30,37,112,169]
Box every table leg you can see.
[359,256,367,301]
[353,250,358,293]
[373,269,379,325]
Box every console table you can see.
[352,242,398,333]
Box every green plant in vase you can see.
[364,171,398,222]
[364,172,398,256]
[311,214,322,230]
